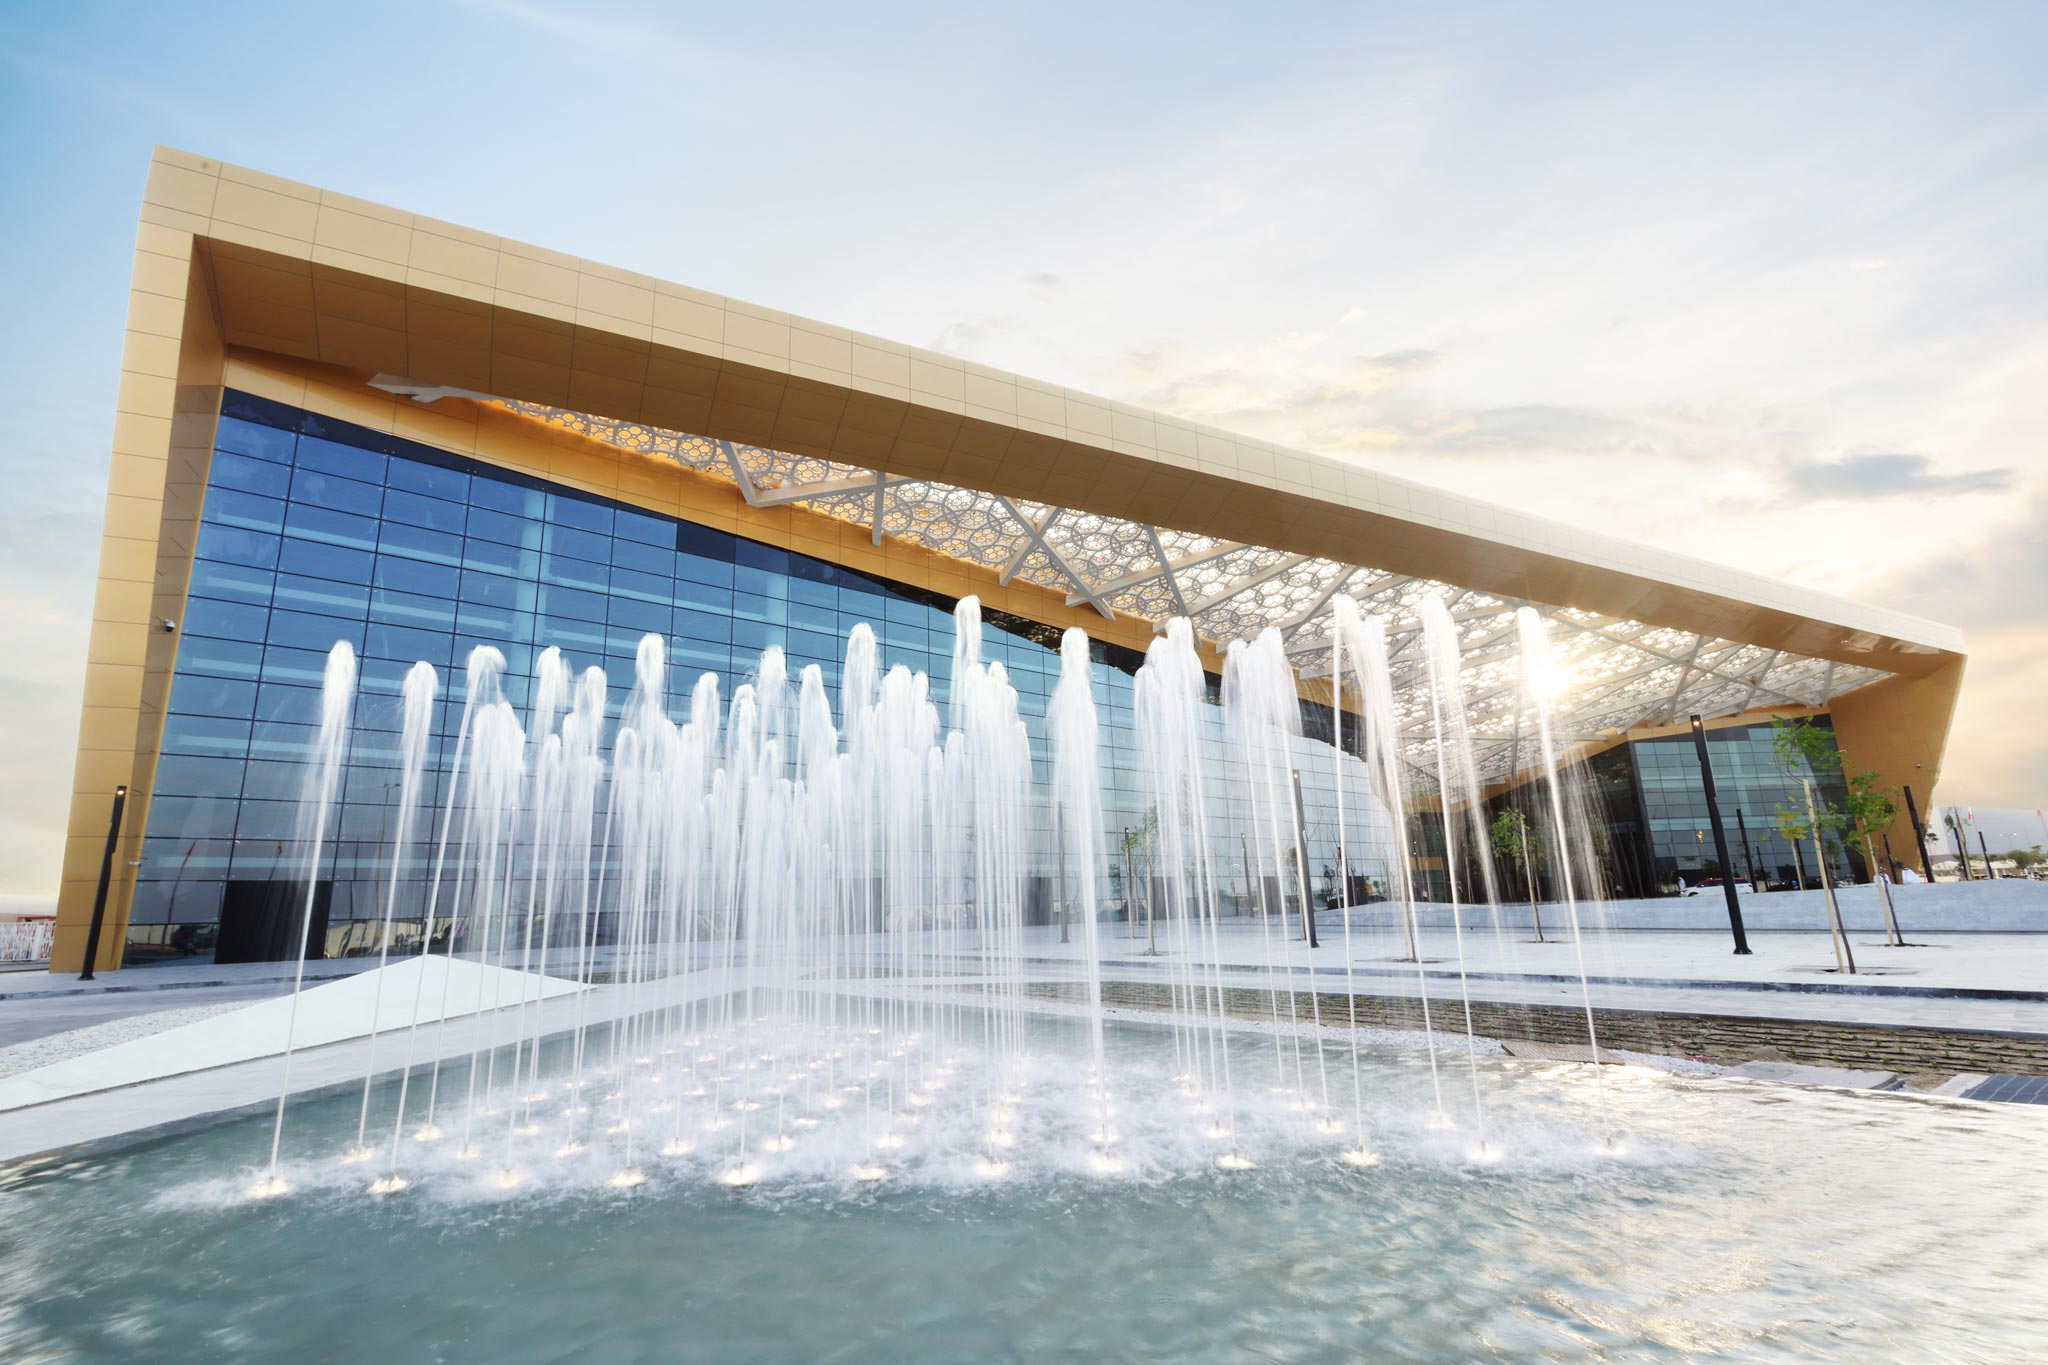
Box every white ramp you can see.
[0,958,584,1112]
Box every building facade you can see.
[52,149,1968,971]
[126,390,1400,964]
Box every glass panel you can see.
[174,638,264,683]
[209,450,292,498]
[379,521,465,566]
[465,537,541,579]
[295,435,388,483]
[537,584,607,622]
[542,522,611,564]
[159,714,251,759]
[271,573,370,619]
[613,507,671,546]
[213,415,295,463]
[366,623,455,668]
[459,570,535,612]
[285,503,379,551]
[265,608,365,654]
[279,538,374,585]
[375,555,459,599]
[166,674,258,719]
[188,559,274,607]
[371,586,457,632]
[547,495,614,534]
[466,506,542,551]
[194,523,281,570]
[609,538,671,576]
[381,487,467,534]
[468,476,545,517]
[182,598,269,642]
[385,457,468,503]
[290,468,384,518]
[201,488,286,534]
[153,755,247,798]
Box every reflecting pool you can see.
[2,1017,2042,1362]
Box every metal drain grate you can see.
[1961,1074,2048,1105]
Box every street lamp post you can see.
[1056,808,1069,945]
[78,785,129,982]
[1290,769,1319,949]
[1736,807,1763,892]
[1122,826,1135,939]
[1688,715,1751,955]
[1978,830,1997,879]
[1901,784,1935,883]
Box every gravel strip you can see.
[0,1001,250,1080]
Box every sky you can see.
[0,1,2043,895]
[1952,809,2048,860]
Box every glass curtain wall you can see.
[1629,721,1854,891]
[1488,721,1858,903]
[128,392,1399,963]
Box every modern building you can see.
[52,148,1968,971]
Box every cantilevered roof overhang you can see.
[142,150,1959,673]
[137,148,1964,772]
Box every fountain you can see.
[220,590,1657,1196]
[4,592,2042,1363]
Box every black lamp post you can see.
[1978,830,1997,879]
[78,785,128,982]
[1289,770,1318,949]
[1056,809,1070,944]
[1901,783,1935,883]
[1736,807,1762,892]
[1688,715,1751,954]
[1122,826,1136,938]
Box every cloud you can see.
[929,315,1018,356]
[1116,344,1814,469]
[1867,489,2047,631]
[1852,490,2048,807]
[0,675,86,891]
[1119,347,1440,436]
[1781,452,2014,501]
[1383,400,1721,461]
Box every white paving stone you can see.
[0,958,581,1113]
[1728,1061,1904,1090]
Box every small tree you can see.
[1577,810,1617,897]
[1489,807,1547,942]
[1941,810,1972,880]
[1770,718,1850,867]
[1770,716,1857,972]
[1842,770,1899,882]
[1118,806,1159,945]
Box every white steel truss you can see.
[494,399,1891,780]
